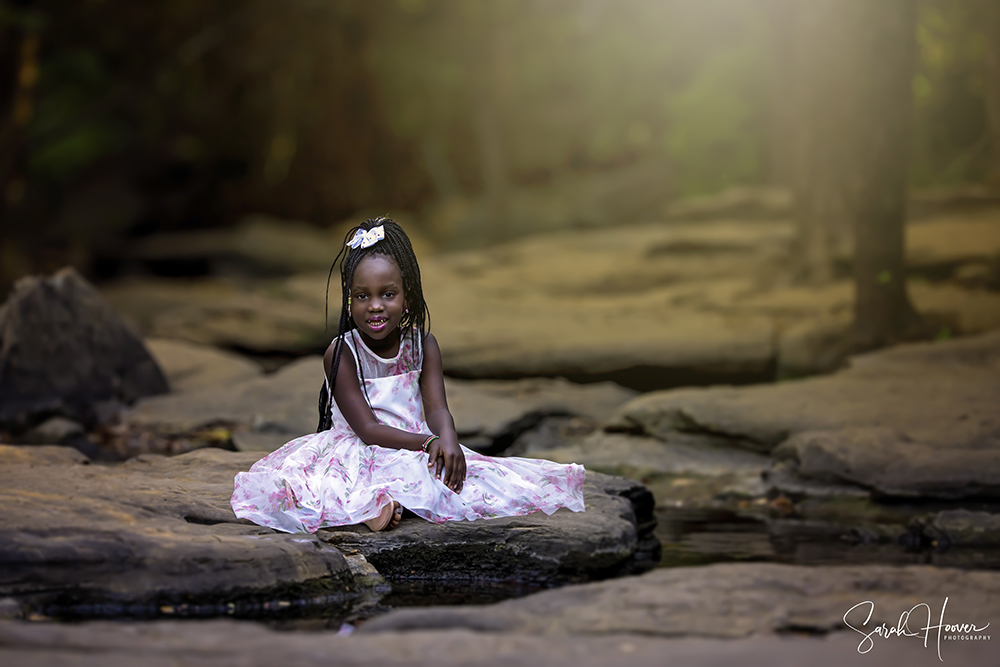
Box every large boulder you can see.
[0,268,168,430]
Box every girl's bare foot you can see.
[365,500,402,532]
[388,501,402,530]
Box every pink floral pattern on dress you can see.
[231,329,587,534]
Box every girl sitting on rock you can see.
[231,217,586,533]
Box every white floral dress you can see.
[231,329,586,534]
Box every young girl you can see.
[231,217,586,533]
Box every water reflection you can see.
[655,506,1000,570]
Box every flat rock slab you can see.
[320,472,658,584]
[435,377,636,453]
[0,446,349,608]
[1,618,993,667]
[609,330,1000,499]
[907,213,1000,268]
[533,431,772,507]
[0,446,653,611]
[418,221,785,384]
[361,562,1000,641]
[99,212,1000,387]
[0,443,88,466]
[924,510,1000,548]
[145,338,262,392]
[100,273,332,355]
[125,357,635,454]
[124,356,322,444]
[535,431,770,479]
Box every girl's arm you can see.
[419,333,466,493]
[326,341,428,452]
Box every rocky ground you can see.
[526,328,1000,570]
[121,341,636,457]
[0,621,989,667]
[0,444,655,619]
[2,204,999,664]
[3,315,997,666]
[99,206,1000,387]
[1,562,996,666]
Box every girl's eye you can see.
[383,292,395,299]
[354,293,367,301]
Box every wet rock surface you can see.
[320,472,658,584]
[608,330,1000,500]
[0,268,168,431]
[0,446,351,611]
[360,562,1000,638]
[514,331,1000,569]
[4,617,993,667]
[772,427,1000,499]
[922,510,1000,548]
[0,446,654,614]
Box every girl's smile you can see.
[350,254,406,356]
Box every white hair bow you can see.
[346,225,385,250]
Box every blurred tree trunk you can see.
[0,24,38,211]
[421,137,460,200]
[0,18,40,292]
[983,0,1000,186]
[847,0,922,347]
[763,0,795,189]
[475,11,511,245]
[789,0,854,283]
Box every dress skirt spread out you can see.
[231,329,586,534]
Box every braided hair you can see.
[317,217,430,431]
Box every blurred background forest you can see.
[0,0,998,294]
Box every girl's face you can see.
[350,254,406,345]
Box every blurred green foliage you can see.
[911,0,990,186]
[29,50,121,181]
[0,0,993,233]
[370,0,769,195]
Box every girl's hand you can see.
[427,435,465,493]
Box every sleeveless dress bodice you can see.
[326,329,429,438]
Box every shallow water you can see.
[28,495,1000,630]
[654,505,1000,570]
[273,503,1000,631]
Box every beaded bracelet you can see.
[421,435,439,452]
